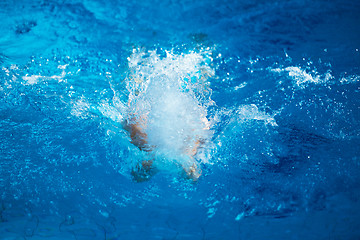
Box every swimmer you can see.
[122,49,214,182]
[123,114,207,182]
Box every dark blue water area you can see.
[1,0,360,239]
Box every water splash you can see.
[270,66,333,89]
[122,48,216,174]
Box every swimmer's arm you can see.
[122,118,151,152]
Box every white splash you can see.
[236,104,278,127]
[70,98,91,118]
[125,48,215,168]
[271,66,333,88]
[22,64,68,85]
[98,100,126,123]
[340,75,360,84]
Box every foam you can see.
[236,104,278,127]
[271,66,333,88]
[125,48,215,168]
[70,98,90,118]
[340,74,360,84]
[21,64,68,85]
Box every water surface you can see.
[0,0,359,239]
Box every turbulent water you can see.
[0,0,360,239]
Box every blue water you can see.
[1,0,360,239]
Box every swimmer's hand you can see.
[131,159,156,182]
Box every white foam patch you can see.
[236,104,278,127]
[71,98,91,118]
[340,75,360,84]
[98,100,126,123]
[125,48,215,167]
[21,64,68,85]
[22,74,42,85]
[271,66,333,88]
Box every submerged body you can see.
[124,95,210,181]
[123,49,214,181]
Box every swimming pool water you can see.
[0,0,360,239]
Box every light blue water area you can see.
[1,0,360,239]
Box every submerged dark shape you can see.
[15,20,37,34]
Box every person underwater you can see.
[122,49,215,182]
[123,77,212,182]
